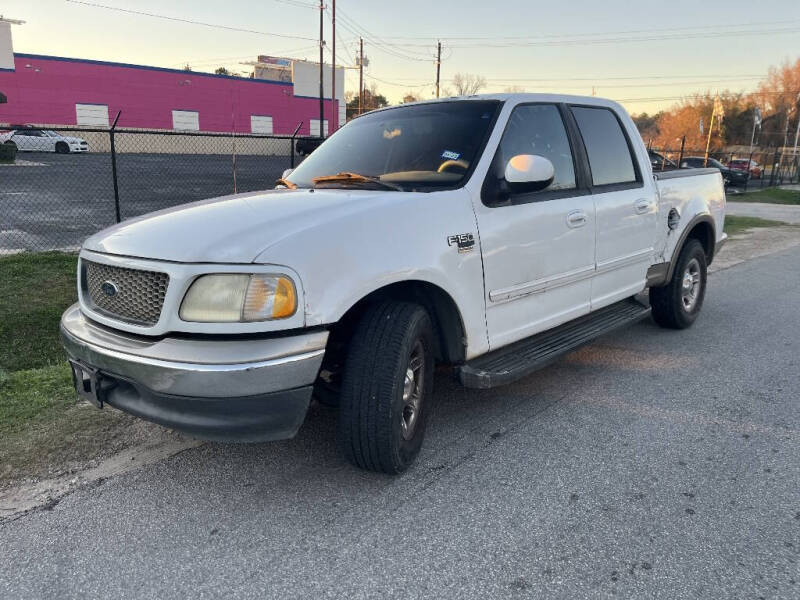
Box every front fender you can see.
[255,189,490,359]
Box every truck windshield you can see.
[286,100,501,191]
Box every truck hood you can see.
[83,188,392,263]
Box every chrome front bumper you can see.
[60,304,328,441]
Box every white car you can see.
[61,93,726,474]
[2,128,88,153]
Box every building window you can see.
[75,104,109,126]
[310,119,328,137]
[251,115,274,135]
[172,110,199,131]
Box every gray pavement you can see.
[1,247,799,599]
[726,201,800,224]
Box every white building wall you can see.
[0,22,14,70]
[291,61,346,128]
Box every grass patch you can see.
[730,188,800,205]
[0,252,139,486]
[0,363,136,483]
[0,252,78,372]
[724,215,787,236]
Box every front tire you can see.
[650,239,707,329]
[337,301,435,474]
[55,142,69,154]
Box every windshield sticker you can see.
[441,150,461,160]
[383,128,402,139]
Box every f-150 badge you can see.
[447,233,475,254]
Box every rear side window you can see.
[571,106,637,186]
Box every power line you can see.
[442,26,800,48]
[373,18,800,43]
[332,8,435,62]
[387,73,766,83]
[65,0,317,41]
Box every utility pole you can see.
[435,41,441,98]
[331,0,336,134]
[750,106,761,154]
[793,92,800,156]
[318,1,324,138]
[358,37,364,115]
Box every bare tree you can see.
[503,85,526,93]
[452,73,487,96]
[401,91,421,103]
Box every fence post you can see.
[109,111,122,223]
[769,148,779,187]
[290,122,303,169]
[678,136,685,168]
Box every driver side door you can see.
[473,103,596,350]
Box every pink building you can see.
[0,52,341,137]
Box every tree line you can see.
[633,57,800,150]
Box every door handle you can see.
[635,199,652,214]
[566,210,587,228]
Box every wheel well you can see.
[325,281,467,368]
[685,220,715,264]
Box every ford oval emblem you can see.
[101,281,119,297]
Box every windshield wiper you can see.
[275,177,298,189]
[311,172,404,191]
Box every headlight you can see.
[179,274,297,322]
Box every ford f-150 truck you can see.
[61,94,726,474]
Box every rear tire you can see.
[337,301,435,474]
[650,239,707,329]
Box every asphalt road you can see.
[1,151,294,252]
[2,247,799,599]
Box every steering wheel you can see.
[437,159,469,173]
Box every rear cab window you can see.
[570,105,642,189]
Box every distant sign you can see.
[699,117,704,135]
[257,55,291,67]
[754,106,762,127]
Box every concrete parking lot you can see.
[1,246,798,599]
[0,151,294,252]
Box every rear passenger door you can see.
[569,105,657,309]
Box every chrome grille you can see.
[83,260,169,325]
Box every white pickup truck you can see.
[61,94,726,474]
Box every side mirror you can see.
[504,154,554,193]
[281,168,294,179]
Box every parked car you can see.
[681,156,748,186]
[1,127,88,153]
[727,158,762,179]
[61,94,726,474]
[295,137,323,156]
[648,149,677,170]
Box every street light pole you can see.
[793,92,800,156]
[435,41,441,98]
[318,1,324,138]
[331,0,335,134]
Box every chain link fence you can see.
[647,141,800,191]
[0,125,316,253]
[3,124,800,254]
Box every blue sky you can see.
[4,0,800,113]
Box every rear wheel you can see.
[650,239,707,329]
[337,301,434,474]
[55,141,69,154]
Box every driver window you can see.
[495,104,576,192]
